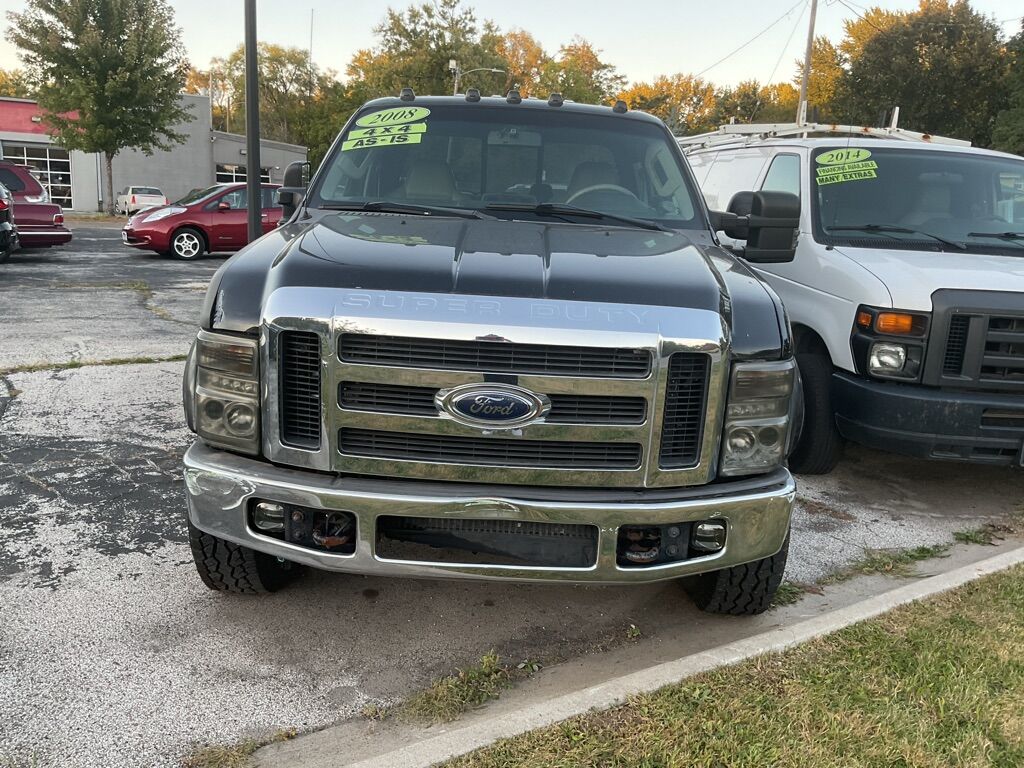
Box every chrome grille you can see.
[659,354,710,468]
[339,334,652,378]
[339,381,646,424]
[339,428,643,469]
[280,331,321,449]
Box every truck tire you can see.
[684,532,789,615]
[787,351,843,474]
[188,520,301,593]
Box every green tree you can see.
[992,23,1024,155]
[6,0,191,213]
[833,1,1009,145]
[794,37,844,121]
[0,67,33,98]
[541,37,624,104]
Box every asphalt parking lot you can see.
[2,224,1023,768]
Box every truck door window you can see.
[761,154,801,199]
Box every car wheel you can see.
[188,521,302,593]
[788,351,843,474]
[171,227,205,260]
[114,203,122,215]
[684,532,789,615]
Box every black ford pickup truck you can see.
[182,91,802,614]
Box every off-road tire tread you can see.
[788,352,843,475]
[188,521,298,593]
[685,533,789,615]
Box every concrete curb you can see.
[341,546,1024,768]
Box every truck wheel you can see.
[788,351,843,474]
[684,532,789,615]
[187,520,301,593]
[170,227,205,260]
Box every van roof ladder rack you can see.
[676,120,971,151]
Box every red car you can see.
[122,183,283,259]
[0,160,72,248]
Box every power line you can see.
[694,0,808,79]
[750,0,810,121]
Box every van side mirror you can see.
[711,190,800,263]
[278,160,310,218]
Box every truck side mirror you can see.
[278,160,310,219]
[711,190,800,263]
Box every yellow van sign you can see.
[355,106,431,128]
[816,148,872,165]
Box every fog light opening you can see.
[253,501,286,532]
[691,521,726,553]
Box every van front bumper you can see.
[184,441,795,585]
[833,373,1024,466]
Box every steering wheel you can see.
[566,184,641,206]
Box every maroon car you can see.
[0,160,72,248]
[122,183,283,259]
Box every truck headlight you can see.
[720,360,795,476]
[868,342,907,375]
[189,330,260,455]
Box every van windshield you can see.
[813,147,1024,254]
[310,104,701,229]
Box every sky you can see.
[0,0,1021,88]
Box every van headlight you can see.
[720,360,795,476]
[187,330,260,455]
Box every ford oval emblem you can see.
[437,384,550,428]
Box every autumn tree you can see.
[834,1,1009,144]
[541,37,624,104]
[7,0,191,213]
[0,67,32,98]
[992,22,1024,155]
[497,29,548,96]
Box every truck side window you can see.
[761,154,801,199]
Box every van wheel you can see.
[788,351,843,474]
[170,227,205,260]
[188,521,301,593]
[685,532,789,615]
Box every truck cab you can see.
[182,91,801,614]
[684,125,1024,473]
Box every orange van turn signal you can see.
[876,312,915,335]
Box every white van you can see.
[682,123,1024,474]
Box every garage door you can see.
[1,143,73,208]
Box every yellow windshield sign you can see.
[355,106,431,128]
[816,148,877,185]
[816,148,872,166]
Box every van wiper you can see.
[483,202,671,232]
[319,201,495,220]
[826,224,966,250]
[965,231,1024,248]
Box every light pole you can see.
[449,59,505,96]
[243,0,261,243]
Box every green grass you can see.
[397,651,520,724]
[821,543,951,584]
[771,580,809,606]
[445,565,1024,768]
[0,354,186,376]
[182,730,296,768]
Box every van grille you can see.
[280,331,321,449]
[339,428,642,469]
[339,381,647,424]
[339,334,651,378]
[982,316,1024,384]
[942,315,970,375]
[659,353,710,468]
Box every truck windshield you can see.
[813,146,1024,254]
[311,104,701,228]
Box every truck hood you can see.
[204,212,787,359]
[834,245,1024,310]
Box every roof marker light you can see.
[399,87,415,101]
[465,88,481,102]
[613,100,628,114]
[506,90,522,104]
[548,92,564,107]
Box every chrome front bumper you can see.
[184,441,795,584]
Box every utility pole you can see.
[797,0,818,124]
[244,0,261,243]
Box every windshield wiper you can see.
[965,231,1024,248]
[483,202,671,232]
[825,224,966,251]
[319,201,495,220]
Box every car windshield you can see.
[813,146,1024,254]
[174,185,221,206]
[310,103,701,228]
[134,187,162,195]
